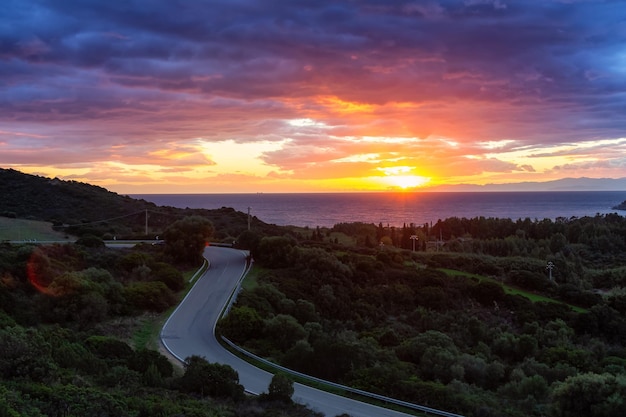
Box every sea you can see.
[132,191,626,229]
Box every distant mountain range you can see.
[427,177,626,192]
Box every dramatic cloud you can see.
[1,0,625,192]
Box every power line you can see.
[55,210,147,228]
[54,207,192,230]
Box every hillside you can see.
[4,168,626,417]
[0,217,71,242]
[0,168,160,223]
[0,168,280,240]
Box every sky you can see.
[2,0,626,194]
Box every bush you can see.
[266,373,294,403]
[509,270,549,291]
[75,234,105,248]
[471,281,505,306]
[179,355,244,400]
[124,281,176,312]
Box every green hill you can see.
[0,168,279,240]
[0,217,71,242]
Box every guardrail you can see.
[220,336,465,417]
[217,252,464,417]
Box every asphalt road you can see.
[161,246,415,417]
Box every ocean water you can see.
[132,191,626,228]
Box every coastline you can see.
[132,191,626,229]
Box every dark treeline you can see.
[330,214,626,274]
[333,213,626,261]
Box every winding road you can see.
[161,246,416,417]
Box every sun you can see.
[390,175,431,189]
[378,167,430,189]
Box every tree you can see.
[75,234,105,248]
[152,261,185,291]
[84,335,134,363]
[124,281,176,312]
[267,372,294,403]
[218,306,264,343]
[471,280,505,306]
[129,348,174,379]
[0,326,54,380]
[235,229,262,253]
[264,314,307,351]
[255,236,296,268]
[551,372,626,417]
[179,355,244,400]
[163,216,214,265]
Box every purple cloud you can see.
[1,0,625,190]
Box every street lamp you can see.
[410,235,418,252]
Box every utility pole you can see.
[437,229,443,251]
[546,261,555,282]
[145,209,148,236]
[247,207,251,231]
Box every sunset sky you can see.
[2,0,626,193]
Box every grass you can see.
[241,265,265,291]
[285,225,358,247]
[327,231,357,246]
[440,268,588,313]
[0,217,72,242]
[132,315,162,350]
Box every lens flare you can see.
[26,248,58,296]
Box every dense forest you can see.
[220,214,626,416]
[2,168,626,417]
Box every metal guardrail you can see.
[220,336,465,417]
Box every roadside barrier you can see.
[217,250,464,417]
[220,336,465,417]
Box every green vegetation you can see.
[0,238,323,417]
[0,169,324,417]
[221,215,626,417]
[439,268,588,313]
[131,314,162,350]
[0,167,283,242]
[0,217,71,242]
[3,168,626,417]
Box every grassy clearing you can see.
[0,217,72,242]
[241,265,266,291]
[327,231,357,246]
[132,315,162,350]
[440,268,587,313]
[286,225,357,247]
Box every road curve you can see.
[161,246,414,417]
